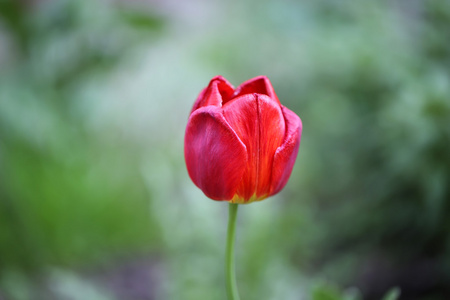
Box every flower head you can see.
[184,76,302,204]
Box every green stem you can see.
[226,203,240,300]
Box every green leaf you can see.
[312,282,345,300]
[381,288,401,300]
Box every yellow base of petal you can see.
[229,193,268,204]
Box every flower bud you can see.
[184,76,302,204]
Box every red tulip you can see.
[184,76,302,204]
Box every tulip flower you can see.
[184,75,302,300]
[184,75,302,204]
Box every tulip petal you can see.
[191,76,234,113]
[233,76,280,105]
[269,106,302,196]
[184,106,247,200]
[223,94,285,202]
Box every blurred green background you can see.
[1,0,449,299]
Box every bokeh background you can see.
[1,0,449,299]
